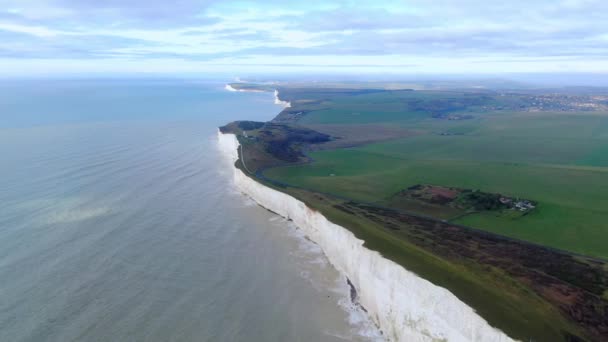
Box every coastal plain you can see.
[221,82,608,342]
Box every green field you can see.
[266,102,608,258]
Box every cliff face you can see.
[273,90,291,108]
[217,131,514,342]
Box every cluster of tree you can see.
[458,190,505,211]
[218,120,264,133]
[260,124,330,162]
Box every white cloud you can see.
[0,22,60,37]
[0,0,607,74]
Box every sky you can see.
[0,0,607,76]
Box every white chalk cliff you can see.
[225,84,291,107]
[273,90,291,108]
[224,84,265,92]
[217,131,515,342]
[224,84,239,92]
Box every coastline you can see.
[273,90,291,108]
[217,131,514,342]
[224,84,266,93]
[225,84,263,92]
[225,83,291,107]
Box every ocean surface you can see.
[0,79,380,341]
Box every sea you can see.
[0,79,381,342]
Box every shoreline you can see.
[217,131,514,342]
[224,84,265,92]
[273,90,291,108]
[225,83,291,107]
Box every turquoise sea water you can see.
[0,80,379,341]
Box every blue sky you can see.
[0,0,607,75]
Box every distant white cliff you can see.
[217,131,515,342]
[224,84,239,92]
[224,84,267,93]
[273,90,291,108]
[224,84,291,107]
